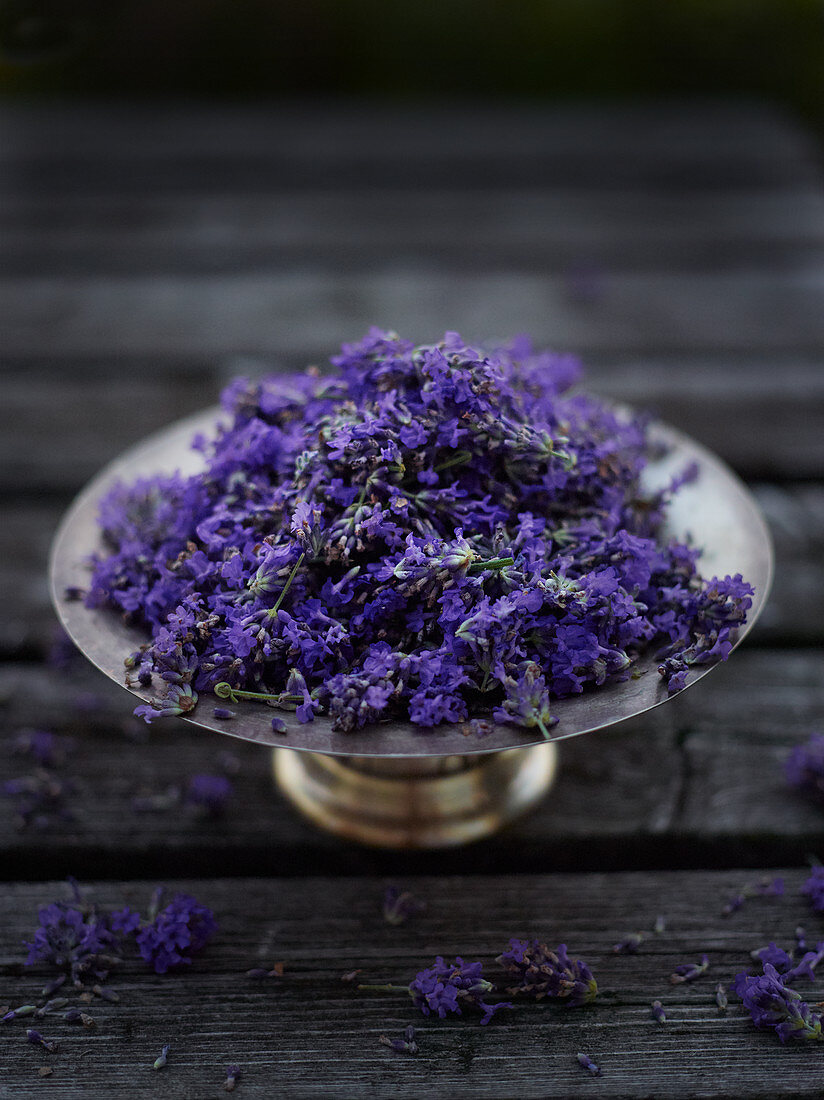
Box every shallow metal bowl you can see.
[50,406,773,759]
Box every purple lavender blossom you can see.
[786,732,824,803]
[382,885,426,926]
[379,1025,418,1055]
[408,956,510,1025]
[650,1000,666,1024]
[497,939,598,1006]
[185,774,233,818]
[801,866,824,911]
[670,955,709,984]
[136,894,217,973]
[733,964,823,1043]
[224,1065,242,1091]
[576,1052,601,1076]
[24,901,120,983]
[85,330,753,736]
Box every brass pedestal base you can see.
[272,742,558,849]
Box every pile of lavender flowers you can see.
[86,329,753,734]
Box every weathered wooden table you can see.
[1,101,823,1097]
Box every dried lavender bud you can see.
[715,983,728,1013]
[224,1065,242,1091]
[212,707,235,720]
[92,984,120,1003]
[613,932,644,954]
[3,1005,36,1022]
[153,1044,171,1071]
[576,1052,601,1076]
[654,915,666,934]
[379,1025,419,1055]
[270,716,288,734]
[650,1000,666,1025]
[245,964,283,980]
[722,876,784,917]
[670,955,710,984]
[361,956,510,1025]
[340,969,362,983]
[382,885,426,926]
[34,998,68,1017]
[42,975,66,997]
[26,1029,59,1053]
[63,1008,83,1023]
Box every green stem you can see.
[536,716,553,741]
[268,552,305,618]
[468,556,514,573]
[434,450,472,472]
[215,683,291,705]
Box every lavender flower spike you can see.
[670,954,709,984]
[576,1052,601,1076]
[497,939,598,1006]
[733,964,824,1043]
[408,957,510,1025]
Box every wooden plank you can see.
[1,101,812,161]
[0,649,821,878]
[0,870,820,1098]
[4,188,824,276]
[4,270,824,361]
[2,481,822,660]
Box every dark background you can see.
[0,0,822,134]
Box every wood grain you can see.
[0,870,820,1098]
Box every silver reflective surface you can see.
[50,406,773,758]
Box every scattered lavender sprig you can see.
[359,956,510,1025]
[733,964,823,1043]
[497,939,598,1006]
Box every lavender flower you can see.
[382,886,426,926]
[576,1052,601,1076]
[650,1000,666,1024]
[379,1025,418,1055]
[24,901,120,984]
[733,964,823,1043]
[136,894,217,973]
[224,1065,242,1091]
[497,939,598,1006]
[408,957,510,1025]
[801,866,824,911]
[185,774,233,818]
[786,732,824,803]
[85,330,752,737]
[360,957,510,1025]
[670,955,709,984]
